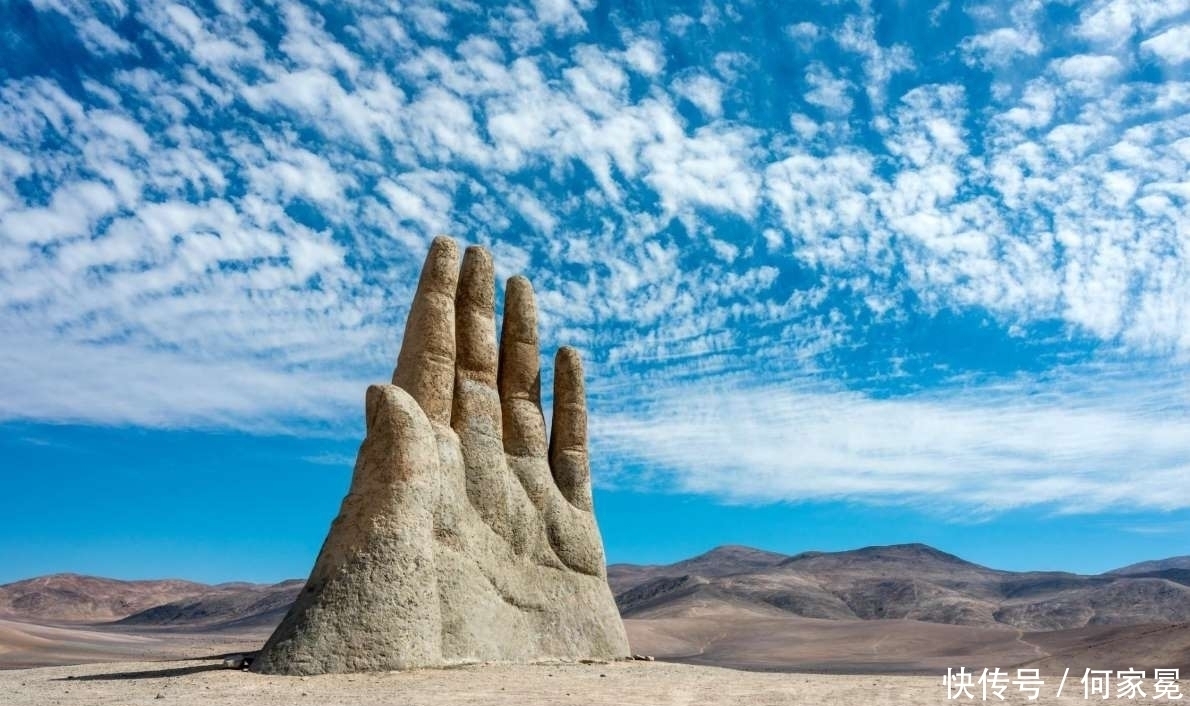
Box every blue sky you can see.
[1,0,1188,584]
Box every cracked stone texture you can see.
[252,237,631,675]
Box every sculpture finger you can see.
[363,385,441,489]
[548,346,593,512]
[392,236,459,426]
[453,245,513,541]
[453,246,501,436]
[253,383,443,674]
[497,275,548,458]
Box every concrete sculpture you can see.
[252,237,630,675]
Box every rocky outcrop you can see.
[252,237,630,675]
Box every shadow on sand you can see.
[54,663,236,681]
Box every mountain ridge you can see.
[1109,556,1190,576]
[609,543,1190,631]
[5,543,1189,632]
[0,573,215,623]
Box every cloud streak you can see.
[0,0,1188,515]
[592,364,1190,513]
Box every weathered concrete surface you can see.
[253,237,630,675]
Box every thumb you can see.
[359,384,441,493]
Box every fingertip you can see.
[555,346,583,370]
[365,383,386,431]
[456,245,497,365]
[553,346,585,405]
[458,246,494,306]
[424,236,461,295]
[507,273,531,289]
[502,275,538,344]
[364,384,421,434]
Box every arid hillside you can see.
[4,544,1189,674]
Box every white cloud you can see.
[0,329,365,431]
[641,119,762,219]
[785,22,820,46]
[593,368,1190,513]
[1052,54,1126,94]
[960,27,1043,68]
[533,0,590,35]
[833,9,914,110]
[998,80,1056,129]
[672,73,725,119]
[376,170,462,238]
[803,63,854,115]
[1141,24,1190,65]
[623,38,665,76]
[30,0,138,56]
[1076,0,1190,45]
[1,0,1189,520]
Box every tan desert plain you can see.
[3,240,1189,704]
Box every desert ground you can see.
[0,657,1114,706]
[0,618,264,670]
[3,545,1188,704]
[2,614,1186,705]
[7,611,1188,676]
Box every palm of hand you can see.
[253,237,629,675]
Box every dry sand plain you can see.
[5,616,1182,705]
[0,657,1106,706]
[4,614,1188,705]
[0,618,264,669]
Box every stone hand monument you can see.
[252,237,631,675]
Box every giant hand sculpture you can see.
[252,237,630,675]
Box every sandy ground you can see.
[0,619,264,669]
[0,657,1110,706]
[0,615,1046,675]
[627,613,1047,673]
[3,614,1184,704]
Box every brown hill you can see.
[5,545,1190,674]
[613,544,1190,632]
[607,545,787,595]
[115,580,303,630]
[8,545,1190,634]
[1110,556,1190,575]
[0,574,210,623]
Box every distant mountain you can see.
[1110,556,1190,575]
[0,574,303,631]
[611,543,1190,631]
[664,545,790,575]
[781,542,985,571]
[0,574,211,623]
[6,544,1190,635]
[116,580,303,630]
[607,545,787,595]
